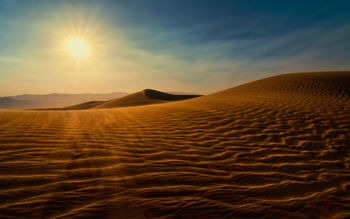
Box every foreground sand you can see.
[0,71,349,218]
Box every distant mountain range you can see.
[0,92,129,109]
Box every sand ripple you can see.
[0,72,349,218]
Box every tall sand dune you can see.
[0,71,349,218]
[63,89,201,110]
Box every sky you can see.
[0,0,350,95]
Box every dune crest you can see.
[0,71,349,218]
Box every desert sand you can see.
[0,71,349,218]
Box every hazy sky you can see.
[0,0,350,95]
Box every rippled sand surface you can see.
[0,72,349,218]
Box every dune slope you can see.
[0,71,349,218]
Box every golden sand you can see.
[0,71,349,218]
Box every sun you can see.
[68,38,89,58]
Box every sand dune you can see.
[63,89,201,110]
[0,71,349,218]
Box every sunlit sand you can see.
[0,71,349,218]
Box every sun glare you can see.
[68,39,89,58]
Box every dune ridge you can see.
[0,71,349,218]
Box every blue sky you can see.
[0,0,349,95]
